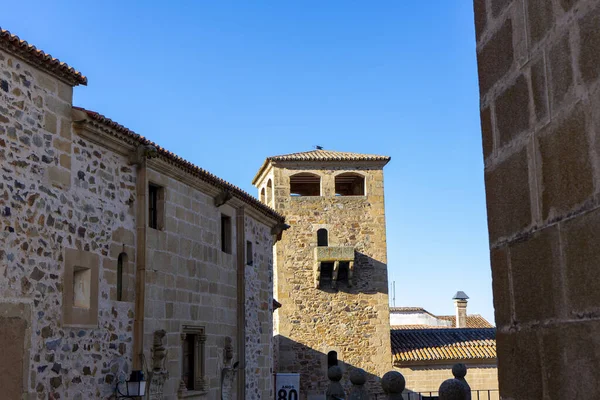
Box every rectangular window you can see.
[246,240,253,266]
[221,214,232,254]
[149,184,165,229]
[182,326,206,392]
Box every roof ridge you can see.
[252,148,390,185]
[0,28,87,86]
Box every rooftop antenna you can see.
[315,145,323,150]
[393,281,396,307]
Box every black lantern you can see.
[116,370,146,398]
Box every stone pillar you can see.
[380,371,405,400]
[473,0,600,398]
[326,366,345,400]
[439,379,467,400]
[331,261,340,289]
[177,333,187,397]
[347,368,368,400]
[451,364,470,400]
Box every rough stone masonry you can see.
[0,29,284,400]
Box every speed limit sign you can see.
[275,373,300,400]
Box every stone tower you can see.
[253,149,392,398]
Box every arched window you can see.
[267,179,273,204]
[317,229,328,247]
[327,351,338,369]
[117,252,128,301]
[260,188,266,203]
[290,173,321,196]
[335,173,365,196]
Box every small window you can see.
[267,179,273,204]
[290,173,321,196]
[221,214,232,254]
[149,183,165,229]
[73,267,92,309]
[327,351,338,369]
[335,173,365,196]
[182,326,206,392]
[117,252,127,301]
[317,229,328,247]
[246,241,253,266]
[260,188,266,203]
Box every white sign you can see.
[275,373,300,400]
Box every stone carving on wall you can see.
[148,330,168,400]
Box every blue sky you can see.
[3,1,493,322]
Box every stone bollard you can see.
[451,363,471,400]
[347,368,369,400]
[326,366,346,400]
[439,379,468,400]
[380,371,405,400]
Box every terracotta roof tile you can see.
[391,328,496,364]
[268,149,390,162]
[253,149,390,184]
[437,314,494,328]
[0,28,87,86]
[73,107,284,223]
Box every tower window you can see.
[267,179,273,204]
[221,214,232,254]
[335,173,365,196]
[327,351,338,369]
[317,229,328,247]
[260,188,266,203]
[290,173,321,196]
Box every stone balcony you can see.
[313,246,355,289]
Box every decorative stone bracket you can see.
[313,246,355,289]
[128,144,158,166]
[213,190,233,207]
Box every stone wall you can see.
[395,363,498,397]
[265,163,392,398]
[474,0,600,398]
[1,41,279,399]
[143,168,241,399]
[244,215,275,400]
[0,46,136,399]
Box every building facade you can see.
[253,150,392,398]
[0,29,284,400]
[390,294,498,397]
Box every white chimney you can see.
[453,291,469,328]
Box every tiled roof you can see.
[391,328,496,364]
[253,149,390,184]
[391,324,449,330]
[0,28,87,86]
[73,107,285,223]
[437,315,494,328]
[268,149,390,162]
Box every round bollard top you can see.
[452,363,467,379]
[439,378,468,400]
[349,368,367,386]
[328,366,343,382]
[381,371,406,394]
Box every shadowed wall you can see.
[474,0,600,398]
